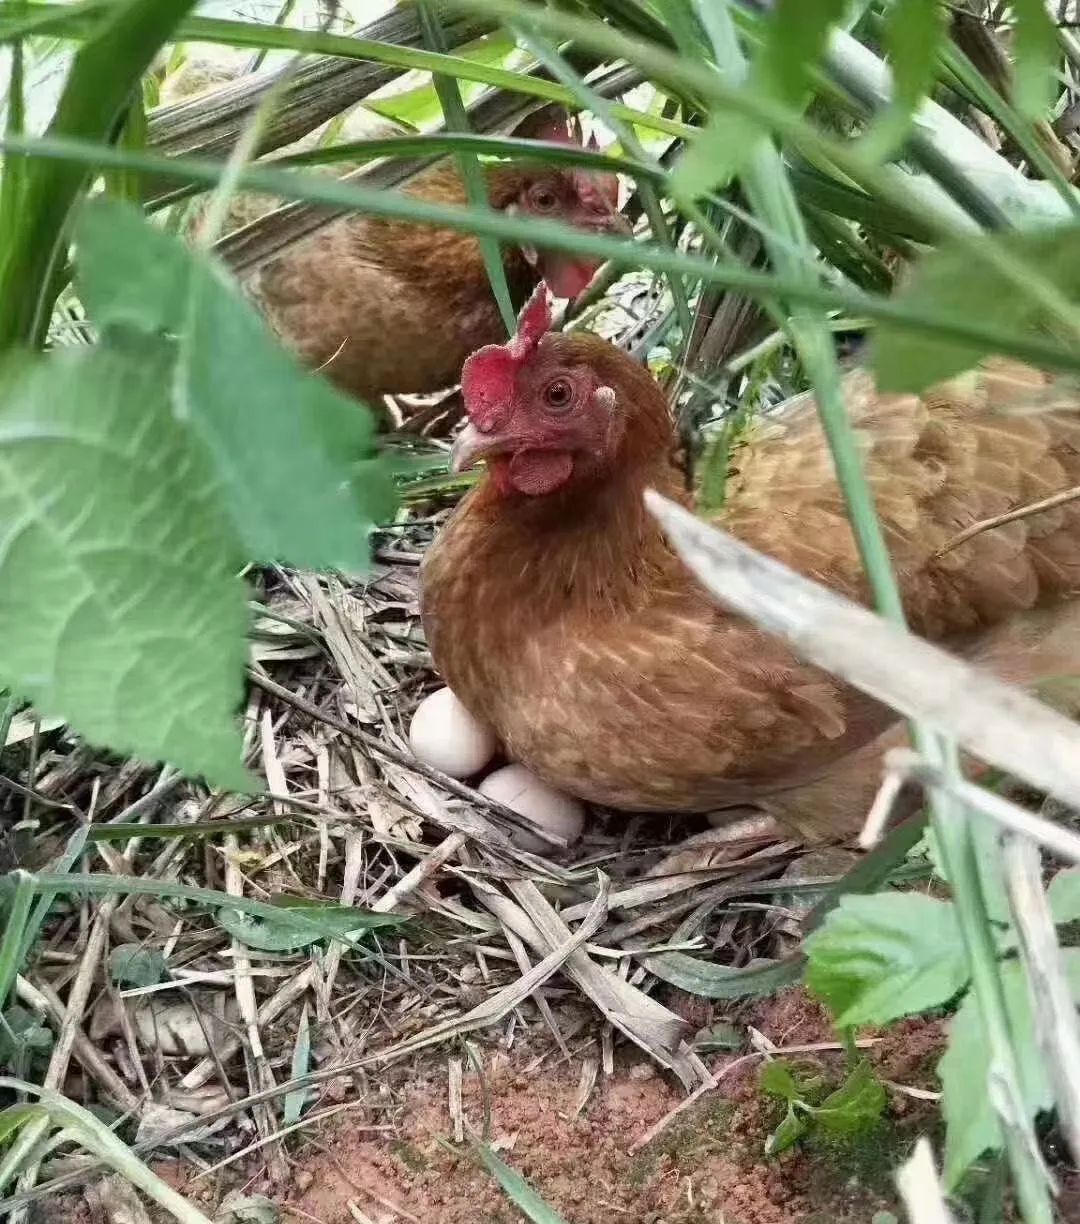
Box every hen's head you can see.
[501,108,625,300]
[452,287,671,498]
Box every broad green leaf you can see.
[872,224,1080,392]
[760,1060,801,1102]
[0,337,250,788]
[473,1141,570,1224]
[215,899,397,952]
[756,0,850,109]
[812,1060,887,1134]
[805,893,969,1025]
[860,0,946,161]
[765,1104,808,1155]
[75,199,395,571]
[1047,866,1080,925]
[939,950,1080,1187]
[1012,0,1058,118]
[640,949,803,998]
[109,944,167,988]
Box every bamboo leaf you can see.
[216,900,393,952]
[640,950,803,999]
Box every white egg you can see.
[478,763,585,854]
[408,687,497,778]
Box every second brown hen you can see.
[421,289,1080,841]
[252,110,623,410]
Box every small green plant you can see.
[760,1055,887,1156]
[806,869,1080,1188]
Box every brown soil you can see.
[58,987,1080,1224]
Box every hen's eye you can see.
[530,186,558,212]
[544,378,574,410]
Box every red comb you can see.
[461,287,552,430]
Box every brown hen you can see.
[252,110,623,410]
[420,289,1080,842]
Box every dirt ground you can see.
[62,986,1080,1224]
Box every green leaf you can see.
[938,951,1080,1187]
[75,199,396,571]
[671,108,763,199]
[765,1103,808,1156]
[215,900,395,952]
[0,870,36,1014]
[1047,866,1080,925]
[806,893,970,1026]
[860,0,946,161]
[925,821,1010,925]
[872,224,1080,392]
[473,1141,570,1224]
[756,0,849,109]
[0,0,199,348]
[365,30,518,130]
[282,1004,311,1127]
[811,1060,887,1134]
[0,337,250,788]
[640,950,803,999]
[1012,0,1058,118]
[109,944,167,988]
[760,1059,802,1102]
[0,1005,53,1063]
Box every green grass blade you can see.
[473,1141,570,1224]
[31,872,403,949]
[0,1079,214,1224]
[418,0,515,333]
[7,131,1080,376]
[0,0,199,349]
[512,26,694,339]
[0,871,37,1013]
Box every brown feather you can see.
[422,341,1080,841]
[252,162,537,406]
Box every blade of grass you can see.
[0,0,199,349]
[512,27,694,341]
[0,872,36,1014]
[0,1079,214,1224]
[9,132,1080,376]
[418,0,514,333]
[473,1140,570,1224]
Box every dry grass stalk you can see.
[1003,835,1080,1167]
[646,491,1080,812]
[895,1137,955,1224]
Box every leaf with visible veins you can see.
[0,334,251,789]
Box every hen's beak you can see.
[450,423,501,474]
